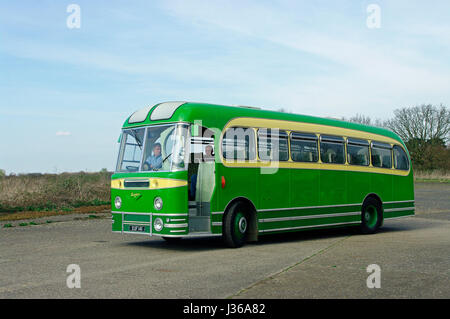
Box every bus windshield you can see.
[116,123,189,172]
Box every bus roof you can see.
[122,101,404,145]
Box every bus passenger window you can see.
[320,135,345,164]
[222,127,256,161]
[290,132,318,162]
[257,129,289,161]
[393,145,409,170]
[347,138,369,166]
[371,142,392,168]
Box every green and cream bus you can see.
[111,101,414,247]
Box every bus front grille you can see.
[124,180,150,188]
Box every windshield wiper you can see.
[162,153,172,164]
[130,130,143,149]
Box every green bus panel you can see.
[258,167,291,210]
[320,170,348,205]
[290,168,320,208]
[346,171,370,204]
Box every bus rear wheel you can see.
[223,202,249,248]
[360,198,383,234]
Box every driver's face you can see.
[153,145,161,156]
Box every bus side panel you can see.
[216,165,259,215]
[320,169,347,206]
[388,172,415,218]
[347,171,370,205]
[259,167,291,210]
[290,168,320,209]
[393,172,414,200]
[370,172,393,202]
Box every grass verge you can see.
[0,204,110,222]
[414,169,450,183]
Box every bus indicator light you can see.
[221,176,226,189]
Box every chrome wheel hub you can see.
[238,217,247,233]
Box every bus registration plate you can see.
[129,225,145,232]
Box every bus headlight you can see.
[154,218,164,231]
[154,197,163,210]
[114,196,122,209]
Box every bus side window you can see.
[222,127,256,161]
[290,132,318,162]
[393,145,409,170]
[320,135,345,164]
[191,126,215,163]
[257,129,289,161]
[347,138,369,166]
[371,142,392,168]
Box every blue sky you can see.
[0,0,449,173]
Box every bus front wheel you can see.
[360,198,383,234]
[223,202,249,248]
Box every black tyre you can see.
[360,197,383,234]
[223,202,249,248]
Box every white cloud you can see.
[161,0,450,117]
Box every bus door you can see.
[188,125,216,233]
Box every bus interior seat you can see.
[301,151,313,162]
[325,151,334,163]
[356,153,368,165]
[372,154,381,167]
[279,151,288,161]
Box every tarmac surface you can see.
[0,182,449,298]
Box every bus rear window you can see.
[393,145,409,170]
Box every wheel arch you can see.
[362,193,384,225]
[223,197,258,242]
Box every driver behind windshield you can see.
[144,143,163,170]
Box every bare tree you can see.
[384,104,450,170]
[343,114,386,128]
[385,104,450,144]
[348,114,372,125]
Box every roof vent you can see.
[150,101,186,121]
[128,105,153,124]
[237,105,261,110]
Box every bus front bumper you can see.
[111,211,220,238]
